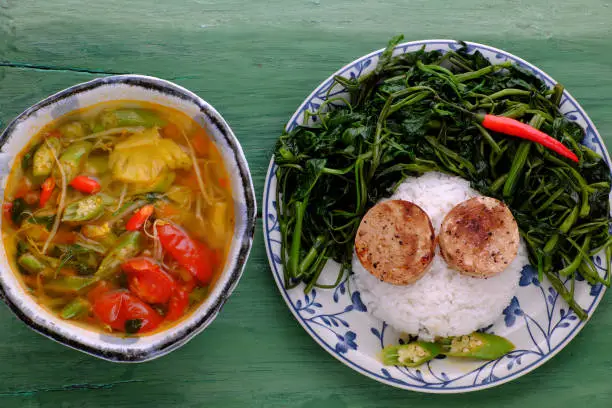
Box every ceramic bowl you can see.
[0,75,257,362]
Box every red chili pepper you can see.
[39,177,55,207]
[121,257,176,304]
[69,175,101,194]
[165,286,190,322]
[125,205,154,231]
[478,114,579,163]
[92,290,162,333]
[155,221,214,285]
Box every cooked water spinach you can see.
[274,36,611,319]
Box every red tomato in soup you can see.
[165,286,190,322]
[121,258,176,304]
[155,222,215,285]
[88,281,115,304]
[92,290,162,333]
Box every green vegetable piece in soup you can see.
[59,122,88,141]
[81,223,118,247]
[33,138,61,177]
[95,231,143,279]
[18,253,47,275]
[149,171,176,193]
[20,221,51,242]
[131,171,176,195]
[381,342,442,367]
[62,195,105,222]
[10,198,31,225]
[97,193,117,207]
[57,141,93,181]
[22,147,36,171]
[28,214,56,230]
[124,319,143,334]
[100,109,165,129]
[189,287,209,304]
[84,154,110,176]
[45,276,97,295]
[60,298,91,319]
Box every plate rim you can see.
[263,39,610,393]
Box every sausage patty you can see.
[355,200,435,285]
[439,196,519,278]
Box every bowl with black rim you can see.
[0,75,257,362]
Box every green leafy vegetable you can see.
[21,145,37,171]
[124,318,142,334]
[10,198,31,225]
[51,244,104,276]
[28,215,56,230]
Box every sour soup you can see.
[2,101,234,335]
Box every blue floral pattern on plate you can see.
[263,40,611,393]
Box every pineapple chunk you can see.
[109,128,191,184]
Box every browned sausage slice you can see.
[355,200,435,285]
[439,196,519,278]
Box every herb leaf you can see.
[124,319,142,334]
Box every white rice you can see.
[351,172,526,341]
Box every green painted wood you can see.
[1,0,612,406]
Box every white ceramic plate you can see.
[263,40,611,392]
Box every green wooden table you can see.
[1,1,612,407]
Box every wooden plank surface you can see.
[1,1,612,407]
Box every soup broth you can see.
[2,101,234,335]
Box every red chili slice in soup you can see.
[121,257,176,304]
[125,205,154,231]
[69,175,101,194]
[39,177,55,207]
[92,290,162,333]
[155,221,215,285]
